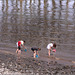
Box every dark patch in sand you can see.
[0,52,75,75]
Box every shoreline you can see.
[0,49,75,65]
[0,49,75,75]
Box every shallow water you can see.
[0,0,75,61]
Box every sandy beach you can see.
[0,0,75,75]
[0,48,75,75]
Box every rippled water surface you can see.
[0,0,75,60]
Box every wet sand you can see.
[0,0,75,74]
[0,48,75,75]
